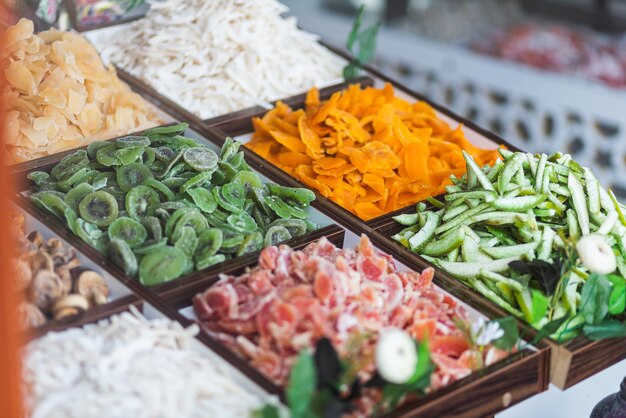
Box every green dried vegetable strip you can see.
[444,190,497,202]
[535,153,547,192]
[492,194,546,212]
[393,213,419,226]
[585,168,600,216]
[540,165,552,194]
[568,173,590,235]
[424,255,524,279]
[609,190,626,227]
[479,269,524,292]
[408,212,440,251]
[598,212,618,235]
[462,238,493,262]
[481,242,538,259]
[435,203,493,234]
[497,153,525,194]
[463,150,494,191]
[421,227,466,256]
[442,204,469,221]
[468,277,525,319]
[486,159,505,182]
[139,246,187,286]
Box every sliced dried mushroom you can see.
[29,250,54,273]
[14,257,32,293]
[27,230,44,248]
[29,270,66,311]
[17,301,46,330]
[51,294,89,321]
[54,264,74,295]
[71,267,110,306]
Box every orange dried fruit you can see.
[248,83,502,220]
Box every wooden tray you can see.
[158,227,548,418]
[11,125,344,303]
[371,215,626,390]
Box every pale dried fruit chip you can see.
[1,19,163,163]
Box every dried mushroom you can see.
[11,211,111,329]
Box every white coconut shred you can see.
[93,0,345,119]
[23,309,264,418]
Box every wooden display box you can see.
[157,228,548,418]
[370,215,626,390]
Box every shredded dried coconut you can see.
[23,309,263,418]
[92,0,344,119]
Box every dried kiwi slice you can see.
[138,246,187,286]
[116,163,154,192]
[96,145,121,167]
[87,141,112,159]
[232,171,263,190]
[145,178,175,201]
[143,216,163,240]
[264,195,292,219]
[171,210,209,242]
[143,147,156,166]
[221,230,245,248]
[213,186,242,213]
[109,238,138,276]
[134,238,168,255]
[65,182,94,212]
[196,254,226,270]
[32,191,71,219]
[194,228,223,261]
[221,183,246,209]
[264,225,292,247]
[174,226,198,258]
[143,122,189,137]
[236,231,263,256]
[183,147,219,172]
[116,135,150,148]
[51,150,89,181]
[219,137,241,161]
[165,208,193,238]
[126,185,160,221]
[226,211,257,233]
[154,146,177,162]
[186,188,217,213]
[180,171,212,193]
[268,219,308,237]
[108,217,147,247]
[217,161,238,182]
[115,147,145,166]
[78,191,119,227]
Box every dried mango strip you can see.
[1,19,162,163]
[248,83,502,220]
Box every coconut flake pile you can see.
[92,0,345,119]
[23,310,263,418]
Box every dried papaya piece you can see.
[313,157,347,170]
[278,151,312,167]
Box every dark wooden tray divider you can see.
[155,225,547,418]
[371,213,626,390]
[23,294,143,343]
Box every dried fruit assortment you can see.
[9,211,110,330]
[193,235,509,399]
[29,123,317,286]
[393,150,626,338]
[91,0,344,119]
[0,18,162,163]
[247,84,502,220]
[23,309,263,417]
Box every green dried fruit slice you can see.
[167,162,189,179]
[139,246,187,286]
[232,171,263,190]
[268,219,308,237]
[219,137,241,161]
[65,183,94,212]
[181,258,195,275]
[221,229,245,248]
[227,211,257,233]
[87,141,112,159]
[157,201,189,212]
[264,195,292,219]
[180,171,212,193]
[266,184,316,206]
[194,228,223,261]
[210,169,226,186]
[155,208,170,224]
[165,208,193,238]
[108,217,147,247]
[221,183,246,209]
[253,206,271,231]
[145,178,175,201]
[186,187,217,213]
[126,185,160,221]
[109,238,138,276]
[171,210,209,242]
[174,226,198,258]
[155,146,177,162]
[183,147,219,172]
[264,225,292,247]
[115,147,145,166]
[251,187,272,215]
[143,216,163,240]
[237,232,263,256]
[71,217,109,254]
[27,171,52,189]
[143,122,189,137]
[79,191,119,227]
[96,144,121,167]
[196,254,226,270]
[116,135,150,148]
[32,191,70,219]
[51,150,89,181]
[143,147,156,166]
[227,152,249,171]
[116,163,154,192]
[153,150,184,179]
[217,161,237,182]
[56,167,93,191]
[213,186,241,213]
[162,177,187,190]
[134,238,168,255]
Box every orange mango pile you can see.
[247,83,502,220]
